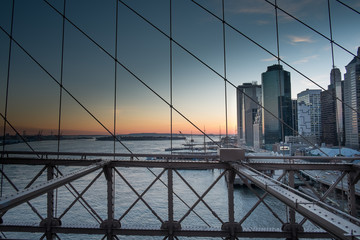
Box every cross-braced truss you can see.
[0,150,360,240]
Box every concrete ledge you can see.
[219,148,245,162]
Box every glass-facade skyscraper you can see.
[261,64,292,149]
[321,68,344,146]
[344,47,360,150]
[236,82,261,147]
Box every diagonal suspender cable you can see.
[0,113,39,157]
[187,1,328,156]
[335,0,360,15]
[1,0,15,198]
[36,0,334,156]
[265,0,360,61]
[193,0,359,117]
[111,0,328,155]
[0,3,212,227]
[0,25,135,156]
[42,0,220,147]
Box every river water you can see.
[1,136,324,239]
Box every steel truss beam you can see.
[0,224,332,238]
[0,152,360,239]
[233,163,360,240]
[0,157,357,171]
[0,161,108,213]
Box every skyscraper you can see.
[297,89,322,145]
[261,64,292,149]
[291,99,298,136]
[320,68,344,146]
[344,47,360,150]
[236,82,261,147]
[297,89,321,143]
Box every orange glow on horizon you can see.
[3,121,237,136]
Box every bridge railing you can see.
[0,150,360,240]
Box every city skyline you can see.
[1,0,360,136]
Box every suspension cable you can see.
[114,0,119,158]
[170,0,173,154]
[274,0,285,145]
[41,0,220,147]
[222,0,229,146]
[336,0,360,15]
[42,0,330,154]
[114,0,328,155]
[54,0,67,219]
[192,0,359,116]
[327,0,343,153]
[264,0,360,61]
[0,26,135,156]
[1,0,15,199]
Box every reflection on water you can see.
[1,137,322,239]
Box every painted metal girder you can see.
[0,161,108,213]
[232,163,360,240]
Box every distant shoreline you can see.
[96,135,186,141]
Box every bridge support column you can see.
[100,166,120,240]
[347,171,357,217]
[161,168,182,239]
[288,171,296,224]
[40,164,61,240]
[281,170,303,240]
[222,170,242,239]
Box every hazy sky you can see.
[0,0,359,136]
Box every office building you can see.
[321,68,344,146]
[291,99,298,136]
[297,89,322,144]
[236,82,261,147]
[344,47,360,150]
[261,64,293,149]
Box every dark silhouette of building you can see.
[321,68,344,146]
[261,64,293,149]
[344,47,360,150]
[236,82,261,147]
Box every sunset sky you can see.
[0,0,359,136]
